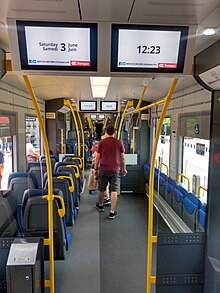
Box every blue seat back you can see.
[22,189,67,259]
[0,192,18,237]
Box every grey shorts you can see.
[98,171,119,193]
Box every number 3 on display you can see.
[60,43,66,51]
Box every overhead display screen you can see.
[111,24,188,73]
[98,114,105,120]
[100,101,118,111]
[79,101,97,112]
[17,20,97,71]
[90,114,97,120]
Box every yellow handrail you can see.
[146,78,178,293]
[103,114,110,129]
[117,100,133,140]
[155,158,158,168]
[66,165,80,178]
[136,85,147,110]
[177,173,190,191]
[125,98,165,116]
[198,186,208,198]
[23,75,55,293]
[57,175,75,193]
[85,114,93,133]
[160,162,169,175]
[73,104,85,179]
[64,100,81,157]
[114,105,125,130]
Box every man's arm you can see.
[94,152,100,177]
[121,153,127,176]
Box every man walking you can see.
[94,125,127,219]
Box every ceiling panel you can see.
[7,0,80,21]
[80,0,134,22]
[2,73,196,103]
[129,0,219,25]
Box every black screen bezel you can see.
[17,20,98,71]
[79,101,97,112]
[111,24,188,73]
[100,101,118,112]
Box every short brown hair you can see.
[106,125,115,135]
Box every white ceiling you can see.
[0,0,219,102]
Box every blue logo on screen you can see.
[119,61,127,66]
[29,59,37,64]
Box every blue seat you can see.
[39,155,58,172]
[7,172,38,229]
[196,205,206,232]
[0,191,18,237]
[183,193,203,231]
[44,177,74,226]
[54,163,81,206]
[143,163,150,183]
[158,176,167,198]
[45,172,78,219]
[27,162,47,188]
[172,188,185,218]
[22,189,69,259]
[164,181,176,206]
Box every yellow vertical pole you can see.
[73,105,85,179]
[136,85,147,110]
[114,112,120,129]
[146,78,178,293]
[23,75,55,293]
[103,114,110,129]
[64,100,81,157]
[117,101,133,140]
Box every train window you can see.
[156,117,171,171]
[182,137,210,201]
[0,115,15,190]
[25,116,41,164]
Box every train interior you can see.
[0,0,220,292]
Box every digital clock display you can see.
[111,24,188,73]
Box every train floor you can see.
[45,175,170,293]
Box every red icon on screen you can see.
[158,63,177,68]
[70,61,90,66]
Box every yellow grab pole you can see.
[114,112,120,129]
[73,104,85,179]
[103,114,110,129]
[126,99,165,116]
[117,100,133,140]
[23,75,55,293]
[64,100,81,157]
[114,106,125,130]
[160,162,169,175]
[85,114,93,133]
[146,78,178,293]
[198,186,208,198]
[136,85,147,110]
[177,173,190,191]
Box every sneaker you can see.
[108,211,118,219]
[96,203,104,212]
[103,198,111,206]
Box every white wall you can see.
[0,78,45,172]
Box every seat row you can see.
[0,155,84,261]
[144,162,206,232]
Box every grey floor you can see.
[45,179,169,293]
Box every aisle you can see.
[45,180,169,293]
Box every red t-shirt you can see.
[97,137,125,171]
